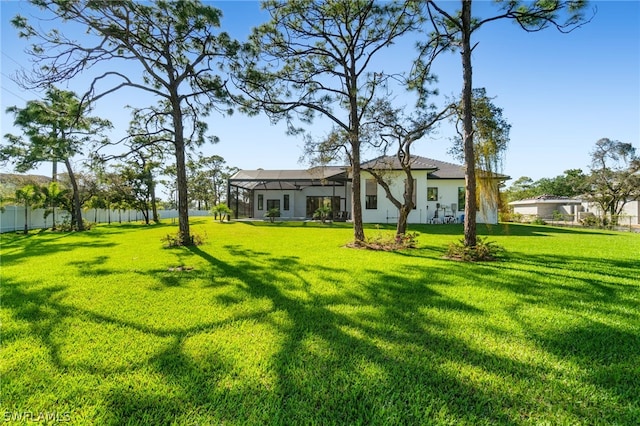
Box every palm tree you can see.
[13,184,42,234]
[39,181,68,230]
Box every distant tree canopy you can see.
[587,138,640,221]
[504,169,589,203]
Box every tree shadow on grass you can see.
[4,233,638,424]
[179,245,560,424]
[476,251,640,311]
[0,231,118,267]
[533,321,640,423]
[444,250,640,422]
[75,242,638,424]
[410,222,622,237]
[66,255,112,277]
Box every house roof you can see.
[361,155,439,171]
[229,155,509,190]
[362,155,510,180]
[229,166,348,190]
[509,195,583,205]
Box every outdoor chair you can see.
[430,209,440,224]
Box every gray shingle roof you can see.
[361,155,508,180]
[230,166,346,182]
[229,155,509,188]
[360,155,439,171]
[229,166,348,190]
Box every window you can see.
[458,187,465,211]
[427,187,438,201]
[306,196,340,218]
[283,194,290,211]
[365,179,377,209]
[267,199,280,210]
[257,194,264,210]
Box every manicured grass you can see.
[2,219,639,425]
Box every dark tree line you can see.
[2,150,238,231]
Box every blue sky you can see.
[1,1,638,193]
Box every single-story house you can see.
[581,199,640,226]
[509,195,639,225]
[228,156,506,224]
[508,195,584,221]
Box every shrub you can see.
[581,214,608,228]
[264,208,280,223]
[313,206,332,223]
[210,203,232,222]
[531,216,546,225]
[57,218,94,231]
[446,237,503,262]
[161,231,206,248]
[349,229,419,251]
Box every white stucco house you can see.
[584,200,640,225]
[509,195,640,226]
[228,156,506,224]
[508,195,584,221]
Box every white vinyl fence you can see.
[0,206,212,233]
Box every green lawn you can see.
[1,219,639,425]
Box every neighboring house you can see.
[509,195,640,225]
[228,156,505,224]
[509,195,584,221]
[582,199,640,226]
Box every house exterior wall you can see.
[425,179,498,224]
[510,199,640,225]
[252,185,351,219]
[537,204,555,218]
[427,179,463,223]
[511,204,538,216]
[360,170,431,224]
[359,172,498,224]
[511,202,582,221]
[624,201,640,224]
[248,172,500,224]
[583,200,639,225]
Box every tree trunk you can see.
[397,207,409,237]
[23,202,28,234]
[172,104,191,245]
[142,207,149,225]
[52,160,57,230]
[610,203,619,226]
[64,157,85,231]
[349,64,365,242]
[151,182,159,223]
[396,177,414,237]
[351,149,365,242]
[461,0,477,248]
